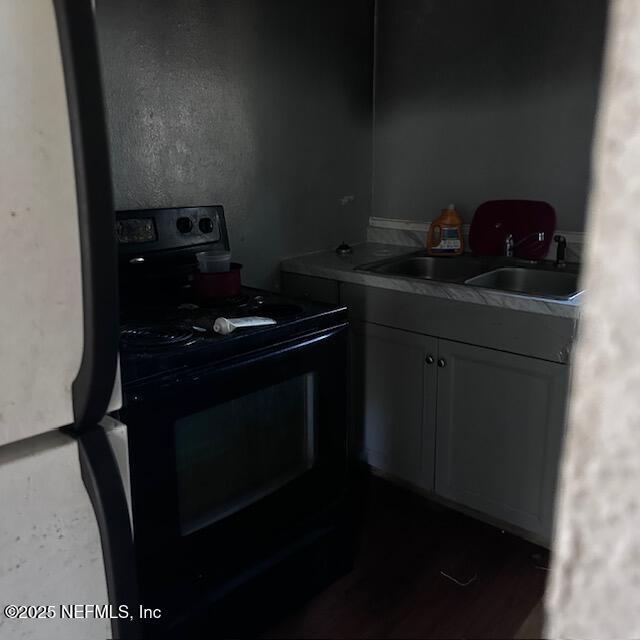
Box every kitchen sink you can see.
[358,254,487,282]
[464,267,582,300]
[357,250,582,300]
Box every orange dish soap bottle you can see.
[427,204,464,256]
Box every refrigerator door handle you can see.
[54,0,120,431]
[78,421,139,640]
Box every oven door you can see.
[123,323,349,610]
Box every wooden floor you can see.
[265,477,548,639]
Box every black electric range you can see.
[119,288,347,389]
[116,206,354,637]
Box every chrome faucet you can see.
[504,234,515,257]
[504,231,545,258]
[554,235,567,268]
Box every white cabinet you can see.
[352,322,437,490]
[352,323,568,541]
[435,339,568,539]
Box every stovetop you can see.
[115,207,347,390]
[119,288,347,388]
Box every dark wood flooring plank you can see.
[264,478,547,639]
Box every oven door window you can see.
[175,373,316,535]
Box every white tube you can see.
[213,316,277,335]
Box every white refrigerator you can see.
[0,1,136,639]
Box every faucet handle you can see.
[554,235,568,267]
[504,233,515,257]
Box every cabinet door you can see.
[352,322,438,489]
[435,339,568,539]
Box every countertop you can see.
[281,243,582,319]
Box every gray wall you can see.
[96,0,373,290]
[374,0,608,231]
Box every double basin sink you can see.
[357,251,582,300]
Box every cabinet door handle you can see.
[425,355,434,365]
[437,358,446,368]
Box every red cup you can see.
[194,263,242,301]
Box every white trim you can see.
[553,230,584,244]
[369,216,429,232]
[368,216,584,245]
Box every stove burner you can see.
[245,303,303,319]
[193,298,303,320]
[198,294,253,310]
[121,325,196,350]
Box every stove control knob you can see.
[176,217,193,234]
[199,217,214,234]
